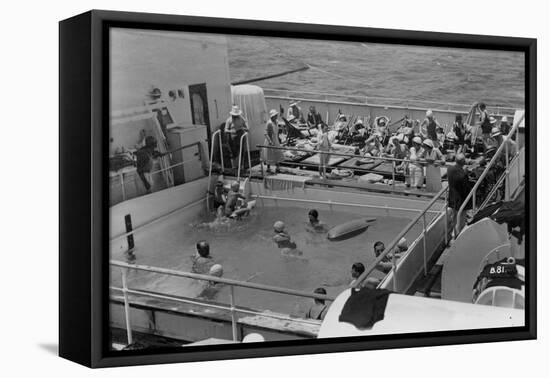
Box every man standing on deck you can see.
[447,153,471,236]
[225,105,249,170]
[135,135,164,194]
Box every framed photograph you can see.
[59,10,536,368]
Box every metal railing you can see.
[206,129,226,211]
[257,144,449,190]
[113,141,205,203]
[351,185,450,292]
[456,113,525,234]
[263,88,519,115]
[237,132,252,182]
[255,194,443,216]
[110,260,335,344]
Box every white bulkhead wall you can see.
[110,28,232,131]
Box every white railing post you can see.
[229,286,238,341]
[121,268,133,345]
[444,190,448,245]
[505,142,510,201]
[237,132,248,182]
[218,132,224,172]
[422,213,428,276]
[392,252,398,292]
[120,173,126,201]
[391,161,396,189]
[246,134,252,180]
[207,130,221,211]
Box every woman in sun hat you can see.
[499,115,511,135]
[264,109,284,173]
[287,100,304,122]
[419,138,444,192]
[225,105,249,169]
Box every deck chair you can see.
[281,117,307,145]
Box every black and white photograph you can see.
[107,26,528,352]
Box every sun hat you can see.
[273,221,285,232]
[287,114,295,122]
[230,105,242,116]
[422,139,434,148]
[501,115,509,123]
[376,117,387,126]
[491,127,502,137]
[355,119,363,125]
[289,100,300,107]
[489,116,497,124]
[338,114,347,120]
[426,109,434,118]
[412,136,422,144]
[269,109,279,118]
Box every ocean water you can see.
[227,36,525,108]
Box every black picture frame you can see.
[59,9,537,368]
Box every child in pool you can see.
[272,221,303,257]
[306,209,328,233]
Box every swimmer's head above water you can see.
[196,240,210,258]
[308,209,319,224]
[273,221,285,232]
[209,263,223,278]
[373,241,385,257]
[351,262,366,279]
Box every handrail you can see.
[110,287,322,327]
[257,144,451,167]
[206,130,225,211]
[255,194,443,215]
[455,113,524,235]
[110,260,335,301]
[110,259,333,342]
[352,185,449,290]
[263,88,520,114]
[237,132,252,182]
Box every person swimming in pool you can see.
[349,262,366,286]
[306,209,328,233]
[272,221,303,257]
[191,240,215,274]
[224,182,252,219]
[373,238,408,273]
[213,181,226,209]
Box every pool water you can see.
[110,205,422,316]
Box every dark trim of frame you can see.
[58,9,537,368]
[59,11,93,367]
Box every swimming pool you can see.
[110,203,424,316]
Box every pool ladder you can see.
[206,130,252,211]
